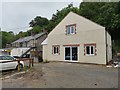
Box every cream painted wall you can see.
[43,44,48,61]
[106,32,112,62]
[42,12,111,64]
[46,29,106,64]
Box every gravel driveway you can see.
[2,62,118,88]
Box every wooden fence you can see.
[17,58,34,71]
[2,58,34,71]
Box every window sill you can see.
[85,54,95,56]
[66,33,76,35]
[53,54,59,55]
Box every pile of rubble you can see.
[107,53,120,68]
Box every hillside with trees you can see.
[1,2,120,55]
[79,2,120,55]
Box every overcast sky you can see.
[1,0,82,34]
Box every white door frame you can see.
[64,46,78,62]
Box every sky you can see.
[1,0,82,34]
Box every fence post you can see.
[32,58,34,67]
[17,60,20,71]
[29,59,31,68]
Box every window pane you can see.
[67,26,71,34]
[86,46,90,54]
[56,47,58,53]
[54,47,56,54]
[2,56,6,60]
[5,56,14,60]
[72,47,77,60]
[0,56,2,60]
[65,47,70,60]
[91,46,94,54]
[53,46,59,54]
[71,26,74,33]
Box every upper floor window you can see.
[66,24,76,35]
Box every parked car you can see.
[0,55,24,71]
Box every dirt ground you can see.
[1,62,118,88]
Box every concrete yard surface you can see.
[2,62,118,88]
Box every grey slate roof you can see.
[12,32,46,44]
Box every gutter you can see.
[105,30,108,65]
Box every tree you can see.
[29,16,49,27]
[79,2,120,55]
[1,31,15,48]
[2,2,120,54]
[29,16,49,34]
[79,2,120,40]
[46,3,79,32]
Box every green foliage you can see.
[46,21,56,33]
[47,4,79,32]
[31,25,42,33]
[2,31,16,48]
[112,40,120,56]
[28,3,79,33]
[79,2,120,41]
[79,2,120,55]
[29,16,49,27]
[1,2,120,55]
[28,16,49,35]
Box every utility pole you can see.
[0,28,2,49]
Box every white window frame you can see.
[66,25,76,35]
[52,45,60,55]
[85,45,95,56]
[64,46,79,62]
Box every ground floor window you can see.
[84,43,96,56]
[52,45,60,55]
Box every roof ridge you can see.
[12,32,46,43]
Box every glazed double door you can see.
[65,47,78,61]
